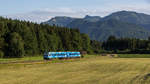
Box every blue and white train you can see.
[43,52,82,60]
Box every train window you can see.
[69,53,79,55]
[50,54,66,56]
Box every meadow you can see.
[118,54,150,58]
[1,55,150,84]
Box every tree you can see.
[81,34,92,53]
[107,35,116,41]
[6,32,24,58]
[71,30,82,51]
[0,38,5,58]
[22,25,38,55]
[90,40,102,53]
[36,27,48,53]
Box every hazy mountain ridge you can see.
[103,11,150,30]
[43,11,150,41]
[43,16,76,27]
[68,19,150,41]
[42,15,101,27]
[83,15,101,22]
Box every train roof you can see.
[44,52,80,54]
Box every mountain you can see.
[83,15,101,22]
[42,16,76,27]
[68,19,150,41]
[43,11,150,41]
[103,11,150,30]
[42,15,101,27]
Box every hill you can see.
[43,11,150,41]
[83,15,101,22]
[42,15,101,27]
[68,19,150,41]
[104,11,150,30]
[42,16,76,27]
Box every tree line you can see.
[0,17,92,58]
[101,36,150,54]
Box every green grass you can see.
[118,54,150,58]
[1,55,150,84]
[0,55,43,63]
[0,54,95,63]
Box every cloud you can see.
[4,8,79,23]
[4,8,111,23]
[4,3,150,23]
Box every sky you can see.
[1,0,150,22]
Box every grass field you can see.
[1,55,150,84]
[118,54,150,58]
[0,56,43,62]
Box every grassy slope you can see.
[1,55,150,84]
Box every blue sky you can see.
[0,0,148,15]
[1,0,150,22]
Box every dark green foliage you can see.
[0,17,92,58]
[81,34,92,53]
[102,36,150,54]
[90,40,102,53]
[71,30,82,51]
[0,51,4,58]
[6,32,25,58]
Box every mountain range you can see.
[43,11,150,41]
